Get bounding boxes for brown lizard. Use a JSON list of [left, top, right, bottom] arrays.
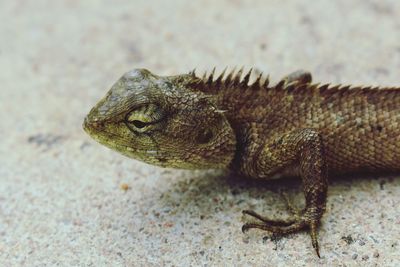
[[83, 68, 400, 257]]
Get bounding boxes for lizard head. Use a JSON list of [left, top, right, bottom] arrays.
[[83, 68, 236, 169]]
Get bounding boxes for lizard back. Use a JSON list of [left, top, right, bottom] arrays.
[[194, 71, 400, 174]]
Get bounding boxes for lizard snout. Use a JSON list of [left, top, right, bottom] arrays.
[[83, 116, 105, 133]]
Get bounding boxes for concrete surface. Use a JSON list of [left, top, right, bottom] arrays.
[[1, 0, 400, 266]]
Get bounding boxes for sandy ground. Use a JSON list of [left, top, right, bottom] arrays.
[[1, 0, 400, 266]]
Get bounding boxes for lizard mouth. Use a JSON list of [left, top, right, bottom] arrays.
[[82, 116, 160, 159], [82, 117, 91, 133]]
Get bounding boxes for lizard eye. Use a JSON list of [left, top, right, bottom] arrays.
[[130, 120, 147, 129], [125, 104, 163, 132]]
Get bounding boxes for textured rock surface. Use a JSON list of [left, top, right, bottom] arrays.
[[1, 0, 399, 266]]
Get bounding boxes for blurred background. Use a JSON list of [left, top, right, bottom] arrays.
[[1, 0, 399, 266]]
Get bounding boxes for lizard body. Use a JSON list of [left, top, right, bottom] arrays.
[[83, 68, 400, 256]]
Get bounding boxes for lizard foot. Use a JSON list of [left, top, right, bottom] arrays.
[[242, 198, 321, 257]]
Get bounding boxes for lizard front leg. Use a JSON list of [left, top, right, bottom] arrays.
[[242, 129, 328, 257]]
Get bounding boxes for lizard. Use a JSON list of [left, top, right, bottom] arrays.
[[83, 68, 400, 257]]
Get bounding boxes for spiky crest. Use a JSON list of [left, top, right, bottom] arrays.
[[186, 68, 400, 95], [188, 67, 272, 93]]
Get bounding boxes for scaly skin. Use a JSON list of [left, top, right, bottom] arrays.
[[83, 68, 400, 257]]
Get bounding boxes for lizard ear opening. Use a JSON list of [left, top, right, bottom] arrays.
[[196, 129, 214, 144]]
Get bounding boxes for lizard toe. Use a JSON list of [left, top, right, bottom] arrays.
[[242, 209, 322, 257]]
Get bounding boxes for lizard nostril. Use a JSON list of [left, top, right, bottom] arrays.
[[83, 117, 105, 130], [92, 121, 104, 129]]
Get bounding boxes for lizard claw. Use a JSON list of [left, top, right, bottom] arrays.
[[242, 208, 321, 257], [310, 221, 321, 258]]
